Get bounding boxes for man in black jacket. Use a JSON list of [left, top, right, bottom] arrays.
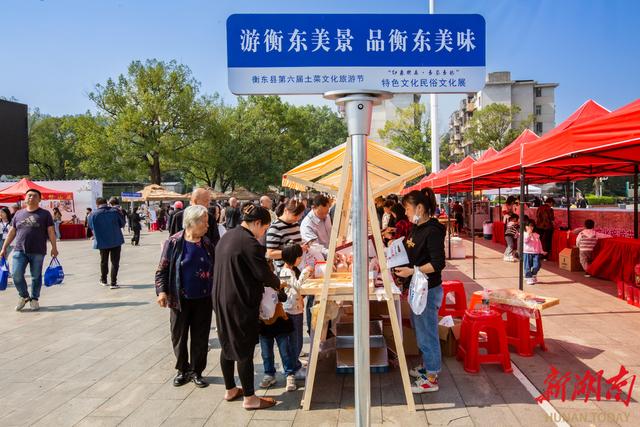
[[224, 197, 241, 230], [169, 189, 220, 246]]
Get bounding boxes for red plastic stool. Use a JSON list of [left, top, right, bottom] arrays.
[[456, 309, 512, 374], [495, 307, 547, 357], [439, 280, 468, 318]]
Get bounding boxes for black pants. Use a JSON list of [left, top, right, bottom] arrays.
[[170, 297, 213, 375], [99, 246, 121, 285], [539, 228, 553, 258], [131, 229, 140, 245], [220, 352, 255, 397]]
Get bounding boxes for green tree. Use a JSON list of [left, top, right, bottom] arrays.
[[379, 103, 432, 168], [28, 111, 82, 180], [89, 59, 206, 184], [463, 103, 534, 151]]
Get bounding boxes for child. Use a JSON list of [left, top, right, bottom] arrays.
[[575, 219, 610, 276], [279, 244, 312, 391], [258, 279, 296, 392], [504, 213, 520, 262], [523, 220, 547, 285]]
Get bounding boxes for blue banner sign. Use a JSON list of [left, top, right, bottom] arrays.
[[227, 14, 486, 94]]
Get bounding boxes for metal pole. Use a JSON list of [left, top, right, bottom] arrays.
[[448, 185, 452, 259], [518, 168, 526, 290], [566, 180, 571, 229], [324, 90, 391, 427], [635, 164, 639, 239], [472, 178, 476, 280], [429, 0, 439, 180]]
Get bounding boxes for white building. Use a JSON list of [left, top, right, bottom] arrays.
[[449, 71, 558, 156], [369, 94, 420, 143]]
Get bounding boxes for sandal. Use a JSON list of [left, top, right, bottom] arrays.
[[243, 397, 276, 410], [224, 387, 244, 401]]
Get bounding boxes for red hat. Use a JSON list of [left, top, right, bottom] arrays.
[[174, 201, 184, 209]]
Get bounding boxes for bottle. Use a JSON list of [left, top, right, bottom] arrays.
[[481, 289, 490, 313]]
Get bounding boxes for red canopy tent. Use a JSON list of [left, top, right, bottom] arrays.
[[431, 156, 475, 189], [465, 100, 609, 190], [523, 99, 640, 177], [400, 172, 436, 195], [0, 178, 74, 202]]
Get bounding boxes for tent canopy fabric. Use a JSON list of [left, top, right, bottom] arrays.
[[0, 178, 74, 202], [282, 138, 425, 197], [140, 185, 189, 202], [445, 100, 610, 192], [522, 99, 640, 177], [226, 187, 260, 201]]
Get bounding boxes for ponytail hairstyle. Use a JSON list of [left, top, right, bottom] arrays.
[[284, 199, 306, 216], [241, 203, 272, 225], [402, 187, 437, 218]]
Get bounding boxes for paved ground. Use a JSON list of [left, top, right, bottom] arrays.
[[0, 230, 637, 426]]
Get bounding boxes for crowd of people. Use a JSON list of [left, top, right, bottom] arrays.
[[0, 185, 450, 407]]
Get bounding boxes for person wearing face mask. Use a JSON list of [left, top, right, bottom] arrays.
[[392, 187, 446, 394], [212, 204, 280, 410]]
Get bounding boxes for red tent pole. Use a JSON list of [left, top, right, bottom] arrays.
[[447, 184, 452, 260], [472, 178, 476, 280], [635, 164, 638, 239], [566, 180, 571, 229], [518, 167, 526, 291]]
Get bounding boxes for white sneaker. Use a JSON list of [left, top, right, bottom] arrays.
[[411, 374, 439, 394], [110, 284, 120, 290], [526, 278, 535, 286], [30, 299, 40, 311], [15, 297, 29, 312], [294, 367, 307, 380], [286, 375, 297, 392], [259, 375, 276, 388], [99, 281, 108, 287], [409, 365, 426, 378]]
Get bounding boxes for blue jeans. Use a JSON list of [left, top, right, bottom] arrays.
[[287, 313, 304, 372], [411, 284, 443, 375], [523, 253, 541, 278], [259, 333, 296, 376], [12, 251, 45, 300], [54, 221, 61, 240]]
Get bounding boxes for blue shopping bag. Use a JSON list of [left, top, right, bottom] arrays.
[[44, 257, 64, 287], [0, 257, 9, 291]]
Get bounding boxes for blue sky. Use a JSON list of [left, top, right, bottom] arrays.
[[1, 0, 638, 132]]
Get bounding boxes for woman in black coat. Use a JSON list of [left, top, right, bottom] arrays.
[[213, 204, 280, 410]]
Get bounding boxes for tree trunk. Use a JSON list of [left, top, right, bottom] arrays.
[[150, 153, 162, 184]]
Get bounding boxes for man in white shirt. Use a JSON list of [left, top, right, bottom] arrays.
[[300, 194, 332, 256], [299, 194, 332, 336]]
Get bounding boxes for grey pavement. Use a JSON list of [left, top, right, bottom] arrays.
[[0, 230, 635, 426]]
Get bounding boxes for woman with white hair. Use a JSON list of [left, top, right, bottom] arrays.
[[155, 205, 214, 389]]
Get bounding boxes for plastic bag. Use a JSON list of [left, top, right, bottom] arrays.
[[409, 267, 429, 315], [43, 257, 64, 287], [259, 287, 278, 320], [0, 257, 9, 291]]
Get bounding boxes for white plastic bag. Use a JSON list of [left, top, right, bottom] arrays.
[[409, 267, 429, 315], [259, 287, 278, 320]]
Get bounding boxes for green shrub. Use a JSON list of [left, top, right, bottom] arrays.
[[585, 195, 616, 205]]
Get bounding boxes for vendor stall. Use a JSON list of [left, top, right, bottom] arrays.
[[587, 237, 640, 284], [282, 138, 425, 411]]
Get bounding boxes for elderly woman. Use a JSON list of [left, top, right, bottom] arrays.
[[213, 204, 280, 410], [155, 205, 215, 389]]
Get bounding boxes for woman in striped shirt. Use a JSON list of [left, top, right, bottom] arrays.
[[265, 199, 307, 272]]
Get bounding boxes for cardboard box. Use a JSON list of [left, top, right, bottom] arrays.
[[383, 324, 420, 356], [559, 247, 582, 272], [438, 317, 462, 357]]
